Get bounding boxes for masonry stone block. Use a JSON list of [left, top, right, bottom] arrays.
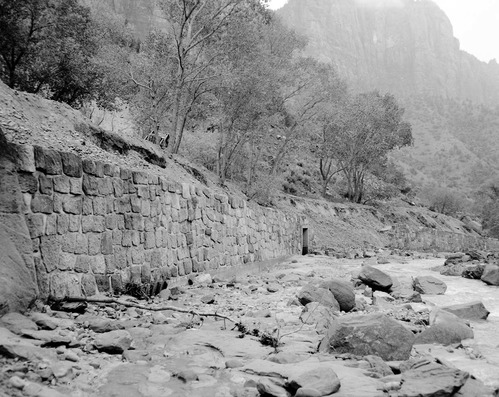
[[31, 194, 53, 214], [97, 178, 112, 196], [105, 254, 116, 274], [52, 193, 64, 213], [34, 146, 62, 175], [10, 143, 35, 172], [176, 261, 185, 277], [45, 214, 57, 235], [103, 163, 116, 177], [150, 250, 162, 268], [113, 179, 124, 197], [124, 214, 144, 231], [69, 178, 83, 195], [59, 152, 82, 177], [112, 230, 122, 245], [130, 195, 141, 213], [81, 274, 98, 296], [63, 196, 82, 215], [137, 185, 149, 199], [61, 233, 76, 253], [40, 235, 61, 273], [145, 218, 156, 233], [49, 272, 81, 300], [101, 231, 113, 255], [71, 233, 87, 255], [26, 213, 45, 238], [74, 255, 92, 273], [82, 215, 106, 233], [114, 249, 127, 270], [82, 174, 99, 195], [53, 175, 70, 193], [183, 259, 192, 275], [88, 233, 101, 255], [132, 171, 148, 185], [38, 174, 53, 194], [94, 275, 109, 292], [115, 197, 130, 214], [92, 197, 107, 215], [120, 168, 131, 180], [128, 265, 141, 284], [58, 253, 76, 271], [131, 248, 145, 264], [68, 215, 80, 232], [18, 172, 38, 194], [141, 200, 151, 216], [92, 256, 106, 274], [122, 231, 132, 247], [82, 159, 104, 177], [145, 231, 156, 249]]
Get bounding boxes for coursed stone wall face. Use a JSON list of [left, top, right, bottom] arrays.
[[390, 227, 499, 252], [13, 144, 301, 300]]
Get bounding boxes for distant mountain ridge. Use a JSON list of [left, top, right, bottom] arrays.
[[278, 0, 499, 105]]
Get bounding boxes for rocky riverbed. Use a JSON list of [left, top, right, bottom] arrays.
[[1, 253, 498, 397]]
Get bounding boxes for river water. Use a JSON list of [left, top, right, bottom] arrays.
[[376, 258, 499, 389]]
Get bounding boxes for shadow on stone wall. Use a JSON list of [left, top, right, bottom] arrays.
[[0, 128, 38, 314]]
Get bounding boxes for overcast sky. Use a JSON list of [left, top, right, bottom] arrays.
[[268, 0, 499, 62]]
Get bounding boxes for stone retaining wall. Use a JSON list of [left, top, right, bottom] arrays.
[[390, 227, 499, 252], [11, 144, 302, 300]]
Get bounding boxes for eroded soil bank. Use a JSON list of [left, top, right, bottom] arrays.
[[1, 253, 498, 397]]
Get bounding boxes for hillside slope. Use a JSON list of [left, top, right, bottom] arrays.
[[278, 0, 499, 193], [0, 81, 486, 253], [278, 0, 499, 104]]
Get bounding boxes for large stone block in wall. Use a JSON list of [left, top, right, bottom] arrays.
[[34, 146, 62, 175], [0, 214, 39, 314]]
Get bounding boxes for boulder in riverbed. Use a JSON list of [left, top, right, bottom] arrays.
[[413, 276, 447, 295], [318, 313, 415, 361], [94, 330, 132, 354], [415, 309, 473, 346], [358, 266, 393, 291], [442, 301, 489, 321], [481, 264, 499, 286], [297, 284, 340, 311], [319, 279, 356, 312], [398, 362, 469, 397]]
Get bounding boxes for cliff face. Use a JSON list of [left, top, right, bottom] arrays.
[[278, 0, 499, 104]]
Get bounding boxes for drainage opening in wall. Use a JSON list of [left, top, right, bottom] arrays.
[[302, 227, 309, 255]]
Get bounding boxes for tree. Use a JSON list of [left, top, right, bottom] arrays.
[[154, 0, 266, 154], [323, 91, 413, 203], [476, 179, 499, 237], [0, 0, 128, 108], [210, 12, 298, 185]]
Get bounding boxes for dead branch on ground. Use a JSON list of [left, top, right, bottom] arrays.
[[63, 296, 238, 324]]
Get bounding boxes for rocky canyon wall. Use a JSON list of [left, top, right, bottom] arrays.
[[278, 0, 499, 105]]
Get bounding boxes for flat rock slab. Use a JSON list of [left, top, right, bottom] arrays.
[[358, 266, 393, 291], [399, 363, 469, 397], [318, 313, 415, 361], [413, 276, 447, 295], [442, 301, 490, 321], [0, 312, 38, 335], [242, 358, 383, 397]]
